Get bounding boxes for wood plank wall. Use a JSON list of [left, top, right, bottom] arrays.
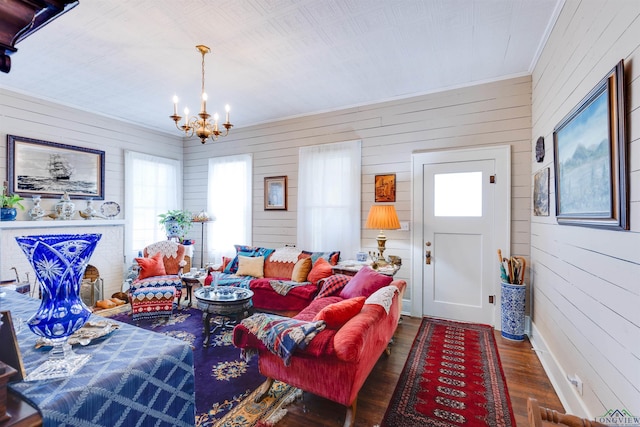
[[530, 0, 640, 418], [182, 76, 533, 310], [0, 89, 182, 292]]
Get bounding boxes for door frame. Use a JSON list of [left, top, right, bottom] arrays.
[[411, 145, 511, 328]]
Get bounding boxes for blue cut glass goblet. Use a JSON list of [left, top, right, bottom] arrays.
[[15, 233, 102, 380]]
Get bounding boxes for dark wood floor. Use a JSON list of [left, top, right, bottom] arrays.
[[276, 315, 564, 427]]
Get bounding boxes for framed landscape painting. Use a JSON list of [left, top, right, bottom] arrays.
[[7, 135, 105, 199], [553, 60, 628, 230]]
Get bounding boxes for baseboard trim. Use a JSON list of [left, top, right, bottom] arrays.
[[529, 322, 590, 417]]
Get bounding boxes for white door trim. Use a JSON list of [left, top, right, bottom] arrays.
[[411, 145, 511, 328]]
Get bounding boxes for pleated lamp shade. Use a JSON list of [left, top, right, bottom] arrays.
[[365, 205, 400, 265], [365, 205, 400, 230]]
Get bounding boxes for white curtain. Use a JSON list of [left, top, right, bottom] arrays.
[[297, 140, 361, 259], [207, 154, 253, 264], [124, 150, 181, 263]]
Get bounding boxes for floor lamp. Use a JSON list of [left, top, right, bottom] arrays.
[[365, 205, 400, 266]]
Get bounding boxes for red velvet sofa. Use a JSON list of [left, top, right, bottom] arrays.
[[233, 277, 406, 427], [208, 245, 339, 315]]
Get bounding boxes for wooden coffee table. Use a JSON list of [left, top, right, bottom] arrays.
[[194, 286, 253, 347]]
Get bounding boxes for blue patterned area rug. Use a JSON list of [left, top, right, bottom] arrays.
[[108, 307, 265, 426]]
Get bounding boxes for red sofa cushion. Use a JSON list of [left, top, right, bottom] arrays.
[[250, 278, 319, 312], [307, 257, 334, 284], [313, 297, 366, 329]]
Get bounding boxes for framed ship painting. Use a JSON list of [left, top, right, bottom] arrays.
[[7, 135, 105, 199]]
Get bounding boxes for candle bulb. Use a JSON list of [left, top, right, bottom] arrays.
[[213, 113, 219, 131], [201, 93, 208, 113], [225, 104, 230, 123], [172, 95, 178, 116], [184, 107, 189, 125]]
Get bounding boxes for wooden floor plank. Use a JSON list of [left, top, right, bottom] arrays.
[[276, 315, 564, 426]]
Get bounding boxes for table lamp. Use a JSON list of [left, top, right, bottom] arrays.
[[365, 204, 400, 265]]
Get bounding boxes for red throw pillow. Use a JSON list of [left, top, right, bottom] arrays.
[[339, 267, 393, 299], [135, 252, 167, 279], [307, 257, 334, 284], [313, 296, 366, 329]]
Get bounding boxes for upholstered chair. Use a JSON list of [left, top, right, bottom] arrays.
[[129, 240, 186, 321]]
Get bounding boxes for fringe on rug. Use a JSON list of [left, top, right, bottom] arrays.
[[257, 389, 303, 427]]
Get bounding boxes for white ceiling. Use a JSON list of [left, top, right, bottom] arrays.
[[1, 0, 562, 135]]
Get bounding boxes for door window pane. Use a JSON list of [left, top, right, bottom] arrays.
[[434, 172, 482, 217]]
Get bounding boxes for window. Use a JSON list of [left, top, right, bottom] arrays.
[[207, 154, 252, 262], [298, 140, 361, 258], [124, 151, 182, 262], [434, 171, 482, 217]]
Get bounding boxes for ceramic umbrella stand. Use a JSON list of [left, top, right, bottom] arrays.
[[500, 281, 526, 341]]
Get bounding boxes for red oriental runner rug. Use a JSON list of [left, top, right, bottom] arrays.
[[381, 317, 516, 427]]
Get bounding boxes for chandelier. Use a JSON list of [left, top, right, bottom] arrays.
[[170, 45, 233, 144]]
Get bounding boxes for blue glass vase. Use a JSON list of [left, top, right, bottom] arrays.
[[15, 233, 102, 380]]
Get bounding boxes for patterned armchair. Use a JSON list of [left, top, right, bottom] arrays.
[[130, 240, 186, 321]]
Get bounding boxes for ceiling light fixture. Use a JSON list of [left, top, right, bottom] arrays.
[[170, 45, 233, 144]]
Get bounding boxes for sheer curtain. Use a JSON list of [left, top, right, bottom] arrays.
[[124, 150, 181, 263], [207, 154, 252, 264], [297, 140, 361, 259]]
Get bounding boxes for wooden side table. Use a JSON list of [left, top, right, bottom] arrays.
[[332, 263, 400, 277], [180, 272, 205, 307]]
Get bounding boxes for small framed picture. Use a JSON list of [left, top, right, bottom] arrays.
[[375, 174, 396, 202], [264, 176, 287, 210], [533, 168, 550, 216]]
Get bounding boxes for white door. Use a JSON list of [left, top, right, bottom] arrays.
[[412, 146, 510, 326]]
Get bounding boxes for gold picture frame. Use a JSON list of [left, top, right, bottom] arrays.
[[375, 174, 396, 202], [264, 176, 287, 210]]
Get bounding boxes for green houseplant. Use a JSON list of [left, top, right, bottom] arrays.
[[1, 186, 25, 221], [158, 209, 193, 241]]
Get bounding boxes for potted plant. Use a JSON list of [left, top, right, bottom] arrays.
[[1, 186, 25, 221], [158, 209, 193, 241]]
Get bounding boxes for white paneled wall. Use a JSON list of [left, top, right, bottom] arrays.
[[531, 1, 640, 418], [0, 89, 183, 294], [182, 76, 532, 309]]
